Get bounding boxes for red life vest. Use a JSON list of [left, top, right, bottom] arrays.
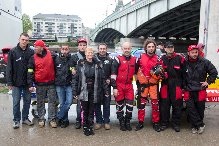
[[34, 49, 55, 83], [139, 53, 158, 78], [116, 55, 136, 84]]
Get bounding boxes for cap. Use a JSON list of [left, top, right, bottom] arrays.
[[77, 38, 87, 44], [165, 41, 174, 48], [34, 40, 46, 48], [188, 45, 199, 52], [196, 43, 205, 49]]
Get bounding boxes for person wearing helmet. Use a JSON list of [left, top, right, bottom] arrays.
[[183, 45, 218, 134], [159, 42, 185, 132], [135, 39, 162, 132], [72, 38, 87, 129], [196, 43, 205, 58], [111, 42, 138, 131], [27, 40, 58, 128]]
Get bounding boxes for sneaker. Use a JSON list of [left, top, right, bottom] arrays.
[[89, 128, 95, 135], [172, 126, 180, 132], [94, 123, 102, 130], [135, 122, 144, 131], [22, 119, 34, 126], [104, 124, 111, 130], [83, 127, 90, 136], [38, 120, 45, 128], [50, 120, 57, 128], [160, 125, 168, 131], [60, 121, 69, 128], [75, 120, 81, 129], [13, 121, 20, 129], [191, 128, 198, 134], [198, 125, 205, 134]]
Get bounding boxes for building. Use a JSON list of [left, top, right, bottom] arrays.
[[0, 0, 22, 49], [32, 13, 83, 42]]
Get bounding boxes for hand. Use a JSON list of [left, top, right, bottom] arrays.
[[8, 86, 13, 90], [113, 89, 118, 97], [74, 96, 78, 99], [200, 81, 208, 88], [106, 79, 110, 85], [29, 87, 35, 92], [72, 69, 76, 75]]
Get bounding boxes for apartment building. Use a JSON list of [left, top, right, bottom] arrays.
[[32, 13, 83, 41]]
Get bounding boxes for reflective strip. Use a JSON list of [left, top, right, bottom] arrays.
[[111, 74, 117, 80], [28, 69, 33, 72]]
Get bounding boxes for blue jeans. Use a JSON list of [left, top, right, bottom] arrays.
[[95, 94, 111, 124], [12, 86, 31, 122], [56, 86, 73, 122]]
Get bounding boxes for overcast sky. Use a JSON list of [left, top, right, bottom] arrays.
[[21, 0, 130, 28]]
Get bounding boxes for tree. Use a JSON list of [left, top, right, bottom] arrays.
[[22, 14, 32, 33]]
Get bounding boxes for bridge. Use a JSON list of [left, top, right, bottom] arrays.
[[90, 0, 200, 45]]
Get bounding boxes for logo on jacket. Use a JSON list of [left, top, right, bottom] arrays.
[[16, 57, 21, 61], [57, 64, 61, 68], [104, 60, 109, 64]]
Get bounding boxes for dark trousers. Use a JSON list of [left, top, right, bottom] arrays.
[[160, 98, 183, 126], [81, 88, 94, 128], [186, 91, 205, 128], [95, 86, 111, 124]]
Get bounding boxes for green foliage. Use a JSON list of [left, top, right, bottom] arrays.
[[0, 86, 9, 94], [22, 14, 32, 33]]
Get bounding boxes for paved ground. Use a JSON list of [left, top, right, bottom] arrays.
[[0, 93, 219, 146]]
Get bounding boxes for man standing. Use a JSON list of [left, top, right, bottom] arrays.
[[6, 33, 34, 129], [159, 42, 185, 132], [55, 44, 74, 128], [27, 40, 57, 128], [135, 39, 161, 132], [111, 42, 137, 131], [94, 43, 112, 130], [184, 45, 218, 134], [72, 38, 87, 129]]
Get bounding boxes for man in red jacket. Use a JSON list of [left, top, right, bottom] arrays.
[[111, 42, 138, 131], [27, 40, 57, 128]]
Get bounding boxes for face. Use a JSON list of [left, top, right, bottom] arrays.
[[60, 45, 70, 56], [19, 35, 29, 49], [122, 42, 132, 56], [98, 44, 107, 56], [85, 49, 94, 60], [146, 43, 156, 55], [78, 42, 87, 52], [188, 49, 199, 59], [34, 46, 43, 54], [165, 46, 174, 55], [157, 44, 164, 50]]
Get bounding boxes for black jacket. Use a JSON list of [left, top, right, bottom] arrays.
[[6, 44, 34, 86], [72, 51, 86, 67], [72, 58, 108, 103], [183, 56, 218, 91], [54, 53, 74, 86], [96, 53, 112, 80]]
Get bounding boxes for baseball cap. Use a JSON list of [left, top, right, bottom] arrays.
[[77, 38, 87, 44], [165, 41, 174, 48], [34, 40, 46, 48], [196, 43, 205, 49], [188, 45, 199, 52]]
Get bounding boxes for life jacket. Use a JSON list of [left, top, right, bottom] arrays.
[[116, 55, 136, 84], [139, 53, 158, 78], [34, 49, 55, 83]]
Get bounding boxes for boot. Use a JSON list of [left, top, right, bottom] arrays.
[[153, 123, 161, 132], [89, 125, 95, 135], [83, 126, 90, 136], [119, 117, 126, 131], [135, 121, 144, 131], [125, 118, 132, 131]]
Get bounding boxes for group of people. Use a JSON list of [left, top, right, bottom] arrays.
[[6, 33, 218, 137]]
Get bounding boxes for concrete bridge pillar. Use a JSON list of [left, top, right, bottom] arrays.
[[199, 0, 219, 72]]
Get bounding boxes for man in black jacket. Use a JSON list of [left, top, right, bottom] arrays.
[[55, 44, 74, 128], [71, 38, 87, 129], [183, 45, 218, 134], [6, 33, 34, 129], [94, 43, 112, 130]]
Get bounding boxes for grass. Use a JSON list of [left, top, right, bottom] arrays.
[[0, 85, 9, 94]]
